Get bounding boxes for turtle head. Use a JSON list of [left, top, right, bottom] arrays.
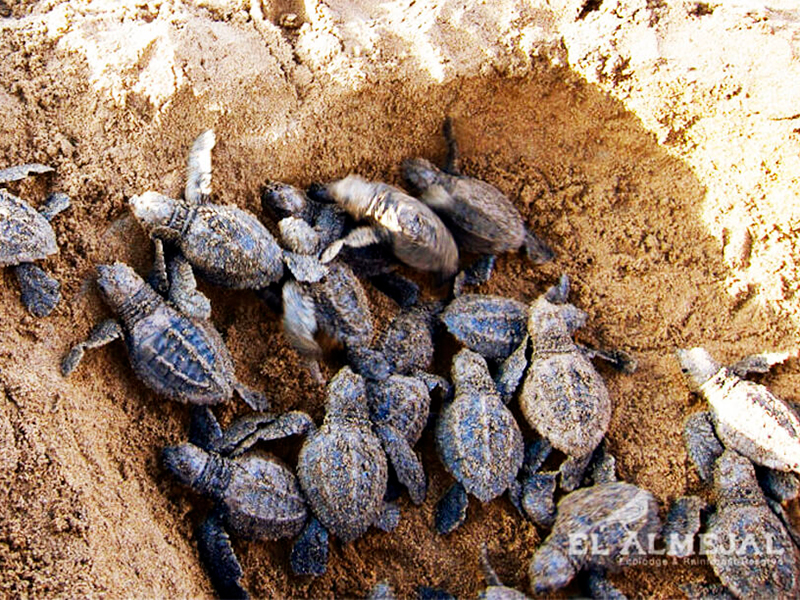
[[529, 543, 576, 593], [676, 347, 721, 390], [129, 191, 181, 240], [261, 181, 308, 220], [96, 262, 146, 312], [325, 366, 370, 424], [714, 449, 762, 506], [402, 158, 441, 193], [162, 443, 216, 496]]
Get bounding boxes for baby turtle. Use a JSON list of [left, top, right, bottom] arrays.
[[263, 181, 420, 307], [529, 481, 661, 593], [440, 293, 529, 361], [512, 277, 625, 461], [212, 367, 396, 575], [348, 304, 453, 505], [403, 118, 553, 292], [705, 450, 800, 599], [678, 347, 800, 474], [163, 407, 307, 599], [130, 130, 284, 299], [434, 348, 524, 534], [0, 163, 70, 317], [319, 174, 459, 277], [281, 260, 374, 382], [61, 261, 268, 411]]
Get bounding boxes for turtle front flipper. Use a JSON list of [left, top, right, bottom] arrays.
[[166, 254, 211, 319], [61, 318, 124, 375], [375, 423, 426, 505], [0, 163, 53, 184], [320, 226, 384, 264], [195, 510, 249, 600], [15, 262, 60, 317], [185, 129, 215, 205], [38, 192, 70, 222]]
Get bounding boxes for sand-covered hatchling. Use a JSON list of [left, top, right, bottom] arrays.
[[130, 130, 284, 302], [281, 260, 375, 382], [434, 348, 524, 534], [403, 117, 553, 292], [439, 293, 529, 361], [348, 304, 452, 505], [163, 407, 307, 599], [211, 367, 396, 576], [528, 481, 661, 593], [61, 262, 268, 410], [505, 276, 632, 462], [678, 347, 800, 474], [263, 181, 420, 307], [0, 163, 70, 317], [704, 449, 800, 599], [319, 174, 459, 277]]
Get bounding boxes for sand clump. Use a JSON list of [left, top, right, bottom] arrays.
[[1, 0, 800, 597]]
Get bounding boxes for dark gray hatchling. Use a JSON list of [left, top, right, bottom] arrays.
[[281, 259, 374, 383], [319, 174, 459, 277], [440, 293, 529, 361], [130, 130, 283, 315], [61, 261, 268, 411], [349, 304, 452, 505], [528, 481, 661, 594], [434, 348, 524, 534], [508, 276, 625, 462], [163, 406, 308, 599], [211, 366, 396, 576], [403, 117, 553, 293], [265, 184, 376, 382], [0, 163, 70, 317], [704, 449, 800, 600], [262, 181, 421, 307], [678, 347, 800, 475]]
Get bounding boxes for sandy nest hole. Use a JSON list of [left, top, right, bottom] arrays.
[[1, 1, 800, 597]]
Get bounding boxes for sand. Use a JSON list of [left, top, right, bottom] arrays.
[[1, 0, 799, 597]]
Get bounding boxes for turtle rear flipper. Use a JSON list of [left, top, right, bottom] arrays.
[[290, 517, 329, 576], [38, 192, 70, 222], [15, 262, 60, 317], [435, 482, 468, 535]]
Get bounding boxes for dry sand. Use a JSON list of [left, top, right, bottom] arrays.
[[1, 0, 800, 597]]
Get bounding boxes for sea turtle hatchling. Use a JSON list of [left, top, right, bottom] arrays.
[[677, 347, 800, 474], [704, 449, 800, 599], [528, 481, 661, 594], [348, 304, 452, 505], [439, 293, 529, 362], [494, 276, 633, 465], [0, 163, 70, 317], [403, 118, 553, 293], [318, 174, 459, 277], [61, 261, 269, 411], [262, 181, 420, 307], [434, 348, 524, 534], [211, 366, 397, 576], [130, 130, 284, 311], [163, 406, 308, 599], [281, 259, 375, 383]]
